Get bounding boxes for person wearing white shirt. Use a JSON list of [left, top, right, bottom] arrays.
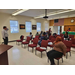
[[2, 26, 8, 45]]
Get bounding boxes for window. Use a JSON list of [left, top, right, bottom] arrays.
[[10, 20, 19, 33], [26, 22, 32, 32], [37, 22, 41, 32], [45, 23, 48, 31], [58, 26, 60, 35]]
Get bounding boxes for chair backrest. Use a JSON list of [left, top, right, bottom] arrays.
[[21, 35, 24, 41], [69, 35, 74, 39], [49, 36, 55, 40], [51, 38, 56, 42], [60, 34, 64, 37], [35, 35, 39, 39], [61, 37, 64, 41], [71, 38, 75, 44], [26, 37, 31, 43], [63, 40, 72, 48], [41, 40, 48, 48], [33, 38, 38, 45]]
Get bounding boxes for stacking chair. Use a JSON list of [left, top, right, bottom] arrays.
[[16, 35, 24, 45], [35, 40, 48, 58], [47, 36, 55, 42], [63, 40, 72, 59], [22, 37, 31, 48], [69, 35, 74, 40], [47, 38, 56, 48], [28, 38, 38, 52], [48, 56, 63, 65], [54, 57, 63, 65], [71, 38, 75, 48], [31, 35, 39, 42], [60, 34, 64, 37]]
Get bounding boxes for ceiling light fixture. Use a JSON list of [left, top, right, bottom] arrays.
[[12, 9, 29, 16], [34, 9, 75, 19]]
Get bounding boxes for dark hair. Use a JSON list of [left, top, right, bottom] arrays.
[[65, 31, 68, 35], [30, 32, 32, 35], [43, 32, 46, 35], [37, 32, 38, 34], [3, 26, 6, 29], [69, 28, 70, 30]]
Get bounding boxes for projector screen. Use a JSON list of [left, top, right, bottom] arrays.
[[26, 22, 32, 32], [37, 22, 41, 32], [10, 20, 19, 33]]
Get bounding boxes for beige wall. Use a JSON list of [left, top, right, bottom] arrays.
[[0, 13, 49, 42]]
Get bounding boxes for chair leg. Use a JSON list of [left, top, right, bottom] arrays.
[[24, 45, 25, 48], [57, 60, 59, 65], [32, 48, 34, 53], [21, 44, 22, 47], [41, 52, 42, 58], [35, 50, 36, 55], [70, 51, 71, 56], [66, 53, 68, 59], [16, 42, 17, 45], [62, 58, 63, 63], [48, 58, 49, 63], [28, 47, 29, 51]]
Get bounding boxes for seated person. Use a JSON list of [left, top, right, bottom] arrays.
[[39, 31, 43, 37], [38, 32, 47, 46], [47, 36, 66, 65], [63, 31, 69, 40], [67, 28, 71, 31], [46, 31, 51, 39], [35, 32, 39, 36], [29, 32, 32, 39]]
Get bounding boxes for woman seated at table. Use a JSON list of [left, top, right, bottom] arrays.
[[47, 36, 66, 65], [38, 32, 47, 46], [63, 31, 69, 40]]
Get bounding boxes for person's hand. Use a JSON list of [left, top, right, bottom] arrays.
[[3, 38, 5, 40]]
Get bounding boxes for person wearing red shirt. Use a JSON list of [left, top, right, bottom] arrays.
[[67, 28, 71, 31]]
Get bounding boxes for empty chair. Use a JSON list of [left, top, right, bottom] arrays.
[[47, 36, 55, 42], [35, 40, 48, 58], [22, 37, 31, 48], [71, 38, 75, 48], [31, 35, 39, 42], [16, 35, 24, 45], [63, 40, 72, 59], [47, 38, 56, 48], [28, 38, 38, 52], [69, 35, 74, 40]]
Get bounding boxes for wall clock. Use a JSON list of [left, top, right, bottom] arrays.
[[71, 19, 74, 23]]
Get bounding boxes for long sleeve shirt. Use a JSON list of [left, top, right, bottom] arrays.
[[2, 29, 8, 39], [53, 41, 67, 56]]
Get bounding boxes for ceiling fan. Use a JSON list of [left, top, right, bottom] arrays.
[[43, 9, 48, 19]]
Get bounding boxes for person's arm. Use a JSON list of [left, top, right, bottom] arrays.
[[53, 41, 56, 45], [60, 43, 67, 56], [2, 30, 5, 39]]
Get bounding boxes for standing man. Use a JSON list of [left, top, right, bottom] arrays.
[[2, 26, 9, 45]]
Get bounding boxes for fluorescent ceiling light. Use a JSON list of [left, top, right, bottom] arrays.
[[34, 9, 75, 19], [12, 9, 29, 16]]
